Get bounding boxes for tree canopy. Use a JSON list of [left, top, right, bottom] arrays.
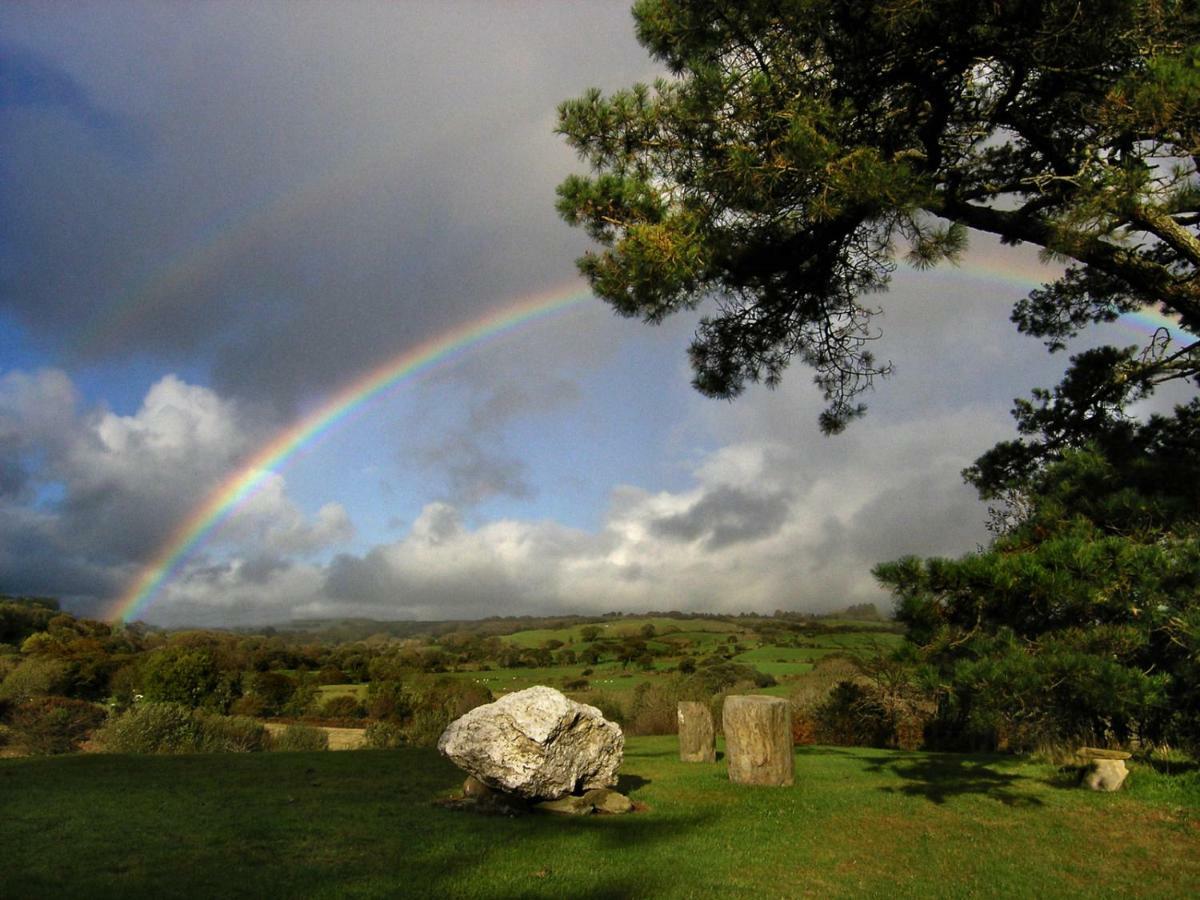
[[556, 0, 1200, 432], [876, 412, 1200, 750]]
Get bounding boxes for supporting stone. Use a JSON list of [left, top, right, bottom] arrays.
[[722, 695, 793, 786], [677, 701, 717, 763], [1078, 748, 1132, 792]]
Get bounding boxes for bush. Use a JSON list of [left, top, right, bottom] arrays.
[[229, 693, 267, 718], [9, 696, 107, 755], [198, 714, 269, 753], [586, 690, 627, 725], [625, 681, 682, 736], [140, 648, 220, 709], [96, 702, 267, 754], [320, 694, 365, 720], [271, 723, 329, 752], [366, 681, 412, 722], [400, 678, 493, 747], [563, 677, 589, 691], [96, 701, 201, 753], [363, 720, 406, 749], [0, 657, 72, 703]]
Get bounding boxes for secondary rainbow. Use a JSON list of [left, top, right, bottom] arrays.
[[109, 283, 593, 624]]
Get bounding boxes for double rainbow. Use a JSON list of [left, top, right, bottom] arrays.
[[107, 262, 1197, 624]]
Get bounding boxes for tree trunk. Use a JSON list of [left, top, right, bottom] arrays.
[[677, 701, 716, 762], [722, 695, 793, 786]]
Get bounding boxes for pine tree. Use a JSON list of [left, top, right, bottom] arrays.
[[557, 0, 1200, 432]]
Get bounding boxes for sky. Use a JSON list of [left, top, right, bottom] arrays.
[[1, 2, 1185, 627]]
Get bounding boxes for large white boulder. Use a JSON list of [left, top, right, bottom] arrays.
[[437, 685, 624, 800]]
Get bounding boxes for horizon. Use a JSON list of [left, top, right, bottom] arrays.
[[2, 3, 1189, 628]]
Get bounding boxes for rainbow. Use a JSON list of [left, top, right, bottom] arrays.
[[108, 256, 1198, 623], [929, 256, 1199, 343], [108, 282, 593, 623], [74, 151, 398, 359]]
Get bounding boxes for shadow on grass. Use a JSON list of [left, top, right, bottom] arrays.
[[797, 747, 1049, 807], [617, 773, 650, 794], [1143, 756, 1199, 776]]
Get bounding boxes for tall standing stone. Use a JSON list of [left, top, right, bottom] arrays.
[[677, 701, 716, 762], [722, 695, 793, 786]]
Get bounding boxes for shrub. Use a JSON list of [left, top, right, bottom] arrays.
[[140, 648, 220, 709], [96, 702, 268, 754], [320, 694, 365, 720], [406, 707, 449, 747], [400, 678, 493, 746], [586, 690, 626, 725], [0, 657, 72, 703], [367, 681, 412, 722], [198, 714, 268, 753], [9, 696, 106, 755], [625, 681, 681, 736], [249, 671, 296, 715], [271, 723, 329, 752], [363, 720, 406, 749], [229, 693, 267, 718], [96, 701, 201, 753], [563, 677, 589, 691]]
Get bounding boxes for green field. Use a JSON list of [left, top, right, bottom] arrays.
[[2, 739, 1196, 898], [499, 617, 744, 648]]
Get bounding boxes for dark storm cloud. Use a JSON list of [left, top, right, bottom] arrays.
[[651, 485, 793, 549], [0, 3, 653, 414], [0, 43, 142, 156]]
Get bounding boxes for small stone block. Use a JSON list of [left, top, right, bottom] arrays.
[[1078, 747, 1132, 760], [583, 788, 634, 814], [534, 795, 595, 815]]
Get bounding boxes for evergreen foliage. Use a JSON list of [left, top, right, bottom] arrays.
[[877, 426, 1200, 751], [557, 0, 1200, 431]]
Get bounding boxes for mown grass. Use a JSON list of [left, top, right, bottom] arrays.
[[2, 737, 1196, 898]]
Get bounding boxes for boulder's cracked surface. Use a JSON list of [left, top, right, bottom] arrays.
[[437, 686, 624, 800]]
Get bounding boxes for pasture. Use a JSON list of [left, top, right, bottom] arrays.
[[2, 738, 1196, 898]]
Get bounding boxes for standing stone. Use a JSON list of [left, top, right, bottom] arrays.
[[723, 695, 793, 786], [678, 701, 717, 762], [437, 685, 624, 800], [1078, 747, 1131, 792]]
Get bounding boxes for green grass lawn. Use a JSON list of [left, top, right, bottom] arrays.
[[2, 738, 1196, 898]]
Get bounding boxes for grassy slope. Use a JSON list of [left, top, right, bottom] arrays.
[[2, 739, 1196, 899]]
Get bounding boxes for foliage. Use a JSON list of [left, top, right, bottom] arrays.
[[140, 648, 222, 709], [0, 657, 72, 703], [96, 702, 203, 753], [319, 694, 366, 720], [558, 0, 1200, 432], [95, 702, 267, 754], [269, 723, 330, 752], [878, 436, 1200, 751], [0, 598, 60, 645], [363, 720, 407, 749], [248, 671, 296, 716], [197, 714, 269, 753], [400, 678, 493, 747], [366, 680, 412, 722], [7, 696, 106, 755]]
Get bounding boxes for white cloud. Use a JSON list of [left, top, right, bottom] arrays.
[[0, 369, 355, 613]]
